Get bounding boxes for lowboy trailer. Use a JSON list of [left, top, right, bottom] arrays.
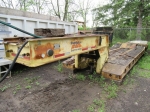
[[0, 20, 148, 82]]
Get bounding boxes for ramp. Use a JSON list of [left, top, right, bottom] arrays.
[[101, 41, 148, 82]]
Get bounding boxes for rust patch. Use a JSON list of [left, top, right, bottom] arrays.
[[34, 43, 54, 59], [54, 49, 61, 55], [95, 38, 98, 46], [106, 35, 109, 44], [99, 48, 105, 53], [34, 55, 43, 59], [11, 53, 30, 60], [30, 49, 32, 58]]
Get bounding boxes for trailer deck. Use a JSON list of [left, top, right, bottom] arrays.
[[101, 41, 148, 81]]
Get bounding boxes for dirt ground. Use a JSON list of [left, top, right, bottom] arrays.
[[0, 56, 150, 112]]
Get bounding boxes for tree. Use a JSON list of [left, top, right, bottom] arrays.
[[93, 0, 150, 39], [63, 0, 69, 21], [48, 0, 73, 21], [1, 0, 17, 9], [18, 0, 34, 11], [77, 0, 91, 29], [31, 0, 46, 14]]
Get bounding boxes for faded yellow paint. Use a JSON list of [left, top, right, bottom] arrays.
[[4, 35, 109, 70], [96, 47, 108, 73]]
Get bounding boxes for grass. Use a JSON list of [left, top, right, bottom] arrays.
[[12, 76, 40, 95], [87, 104, 95, 112], [24, 76, 40, 84], [23, 76, 41, 89], [0, 76, 41, 95], [76, 74, 86, 81], [72, 110, 80, 112], [130, 66, 137, 76], [16, 84, 21, 90], [0, 84, 11, 92], [137, 53, 150, 70], [12, 84, 22, 95], [35, 81, 40, 85], [135, 47, 150, 78], [88, 74, 105, 84], [87, 99, 105, 112], [97, 100, 105, 112], [104, 82, 118, 99], [147, 41, 150, 50], [135, 41, 150, 78], [123, 75, 129, 85], [54, 60, 63, 72], [12, 68, 27, 75], [138, 70, 150, 78], [13, 91, 17, 95], [25, 85, 32, 89]]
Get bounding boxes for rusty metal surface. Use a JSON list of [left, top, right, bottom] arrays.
[[4, 34, 109, 67], [102, 63, 127, 76], [102, 42, 146, 81], [109, 43, 121, 50], [62, 56, 75, 70], [126, 46, 145, 57], [34, 28, 65, 37], [62, 56, 75, 65]]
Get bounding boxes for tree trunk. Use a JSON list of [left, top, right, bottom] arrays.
[[136, 0, 144, 40], [63, 0, 69, 21], [57, 0, 61, 19], [136, 10, 142, 40]]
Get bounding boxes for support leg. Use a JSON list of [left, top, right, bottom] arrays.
[[96, 47, 108, 73]]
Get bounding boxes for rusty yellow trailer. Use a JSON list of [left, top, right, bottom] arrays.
[[4, 34, 109, 73], [62, 40, 148, 82]]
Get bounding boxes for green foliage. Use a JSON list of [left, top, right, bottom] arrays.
[[87, 99, 105, 112], [97, 100, 105, 112], [24, 76, 40, 84], [88, 75, 93, 80], [16, 84, 21, 90], [93, 0, 150, 28], [76, 74, 86, 81], [99, 76, 105, 84], [0, 84, 11, 92], [93, 99, 102, 106], [138, 53, 150, 70], [13, 91, 17, 95], [35, 81, 40, 85], [127, 30, 137, 40], [138, 71, 150, 78], [136, 58, 150, 78], [24, 76, 40, 89], [123, 76, 129, 85], [78, 26, 91, 30], [130, 66, 137, 76], [87, 104, 95, 112], [12, 84, 22, 95], [54, 61, 63, 72], [25, 85, 32, 89], [72, 110, 80, 112], [88, 74, 105, 84], [148, 42, 150, 50], [104, 82, 118, 99], [112, 37, 127, 45]]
